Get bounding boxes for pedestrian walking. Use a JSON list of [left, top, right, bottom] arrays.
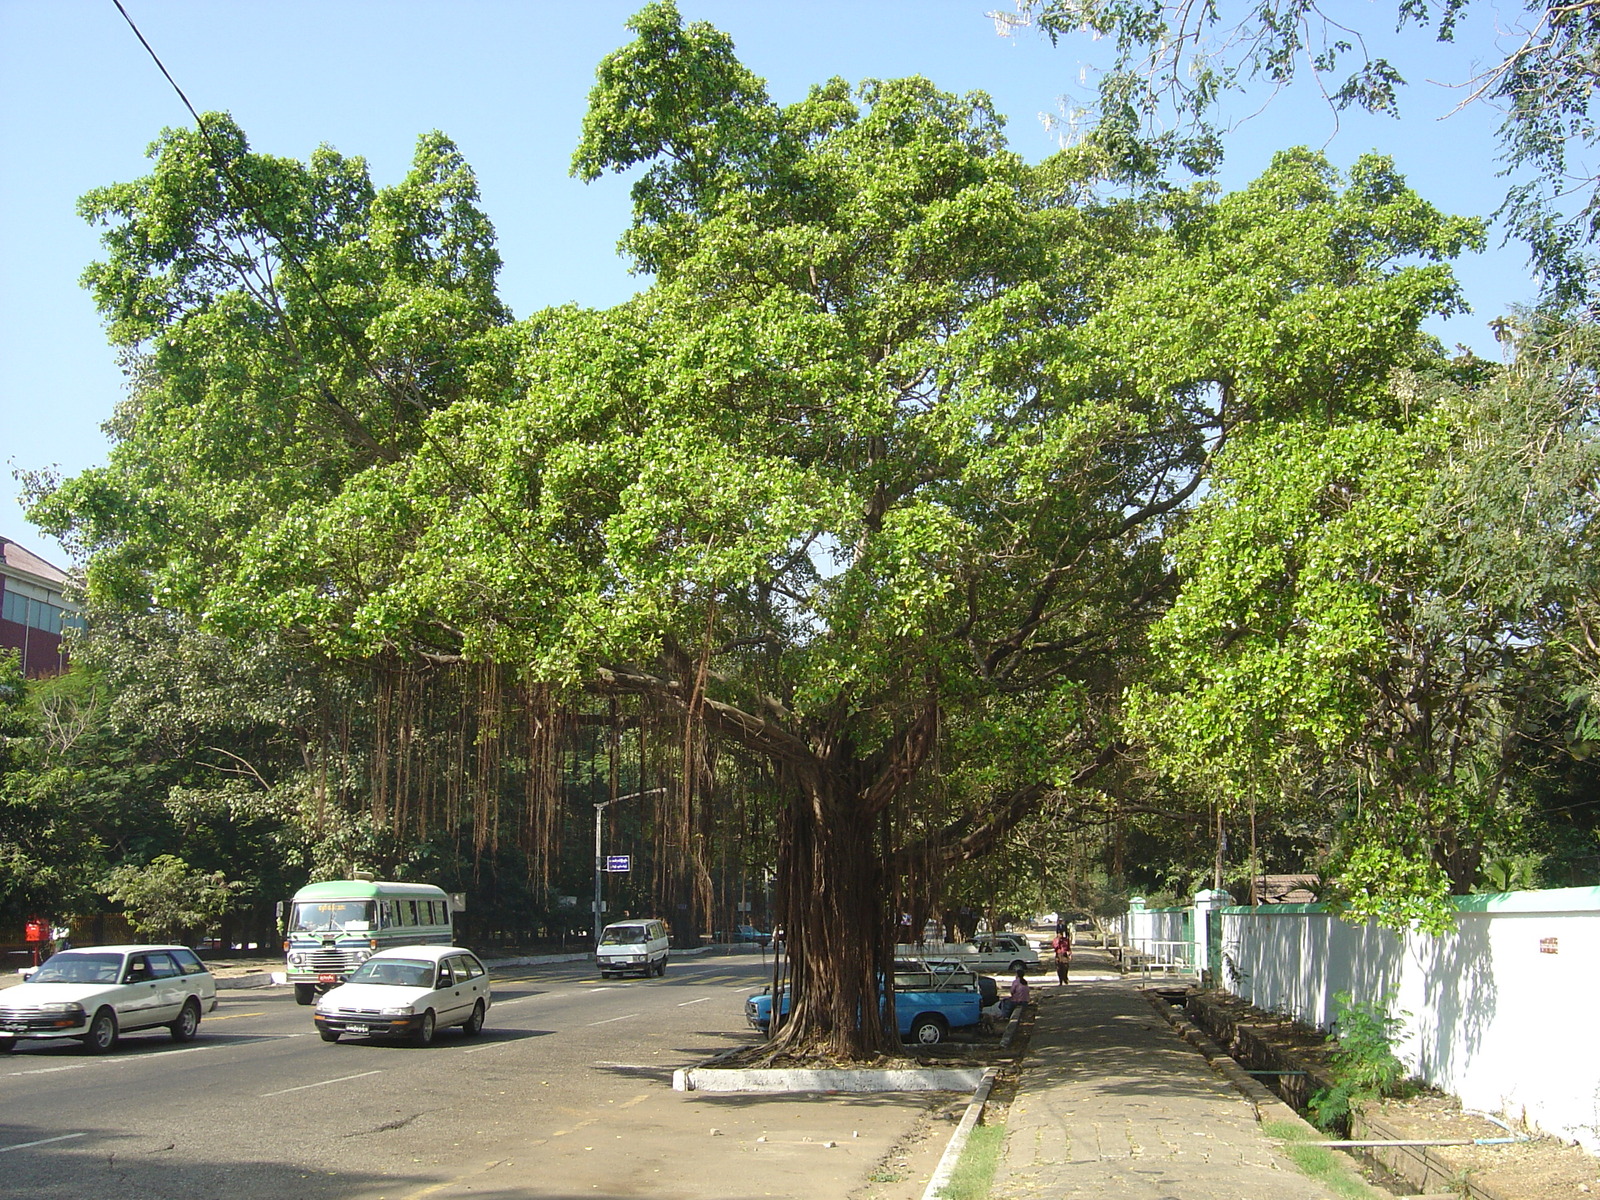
[[1051, 927, 1072, 985]]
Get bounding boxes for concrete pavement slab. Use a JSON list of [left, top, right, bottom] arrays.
[[991, 973, 1348, 1200]]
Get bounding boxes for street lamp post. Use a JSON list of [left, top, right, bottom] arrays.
[[594, 787, 665, 945]]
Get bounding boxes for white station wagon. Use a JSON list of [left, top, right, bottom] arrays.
[[0, 945, 218, 1053], [312, 945, 490, 1045]]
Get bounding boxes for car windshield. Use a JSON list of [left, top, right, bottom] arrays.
[[30, 952, 123, 984], [289, 900, 374, 933], [346, 958, 434, 987], [600, 926, 645, 945]]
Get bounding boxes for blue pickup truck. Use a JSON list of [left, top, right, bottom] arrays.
[[745, 960, 989, 1045]]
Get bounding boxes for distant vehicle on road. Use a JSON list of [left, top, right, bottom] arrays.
[[713, 925, 771, 946], [284, 878, 453, 1005], [0, 945, 217, 1053], [313, 945, 490, 1045], [596, 918, 670, 978]]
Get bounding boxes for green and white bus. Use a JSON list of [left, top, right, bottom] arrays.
[[283, 879, 454, 1005]]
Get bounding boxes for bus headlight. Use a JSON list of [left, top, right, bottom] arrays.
[[288, 952, 304, 966]]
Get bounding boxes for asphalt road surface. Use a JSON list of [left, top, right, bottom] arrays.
[[0, 954, 939, 1200]]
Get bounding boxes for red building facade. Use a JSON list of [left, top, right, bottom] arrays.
[[0, 536, 78, 678]]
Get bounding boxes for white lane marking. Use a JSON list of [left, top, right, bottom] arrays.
[[8, 1064, 92, 1077], [260, 1069, 382, 1097], [0, 1133, 87, 1153], [4, 1035, 305, 1077], [585, 1013, 638, 1027], [676, 997, 712, 1007]]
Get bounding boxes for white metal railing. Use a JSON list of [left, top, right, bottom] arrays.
[[1126, 936, 1194, 980]]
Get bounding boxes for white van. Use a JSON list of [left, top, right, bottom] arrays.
[[596, 919, 669, 978]]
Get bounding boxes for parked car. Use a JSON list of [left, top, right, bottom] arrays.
[[0, 945, 218, 1053], [713, 925, 772, 946], [745, 959, 987, 1045], [312, 946, 490, 1045], [895, 933, 1042, 975]]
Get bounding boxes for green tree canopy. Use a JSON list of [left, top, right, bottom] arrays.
[[34, 1, 1482, 1056]]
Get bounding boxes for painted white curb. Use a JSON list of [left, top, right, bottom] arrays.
[[922, 1067, 1001, 1200], [673, 1067, 987, 1093]]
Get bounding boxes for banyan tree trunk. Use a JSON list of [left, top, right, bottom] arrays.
[[768, 777, 899, 1059]]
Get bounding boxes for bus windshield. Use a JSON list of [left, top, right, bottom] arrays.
[[289, 900, 374, 933]]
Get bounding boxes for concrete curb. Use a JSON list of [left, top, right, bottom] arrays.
[[998, 1003, 1027, 1050], [921, 1067, 1000, 1200], [673, 1066, 988, 1094], [1141, 989, 1305, 1125], [216, 973, 281, 990]]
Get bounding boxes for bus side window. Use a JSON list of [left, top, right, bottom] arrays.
[[405, 900, 419, 926]]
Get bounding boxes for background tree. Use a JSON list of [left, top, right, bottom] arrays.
[[997, 0, 1600, 296], [103, 853, 242, 945], [1130, 338, 1600, 928]]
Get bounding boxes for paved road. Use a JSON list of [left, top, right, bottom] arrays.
[[0, 955, 936, 1200]]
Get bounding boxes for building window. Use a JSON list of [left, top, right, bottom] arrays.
[[2, 590, 65, 634]]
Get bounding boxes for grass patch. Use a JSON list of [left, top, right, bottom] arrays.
[[935, 1122, 1005, 1200], [1262, 1120, 1380, 1200]]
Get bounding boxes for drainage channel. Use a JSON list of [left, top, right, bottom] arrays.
[[1149, 987, 1519, 1200]]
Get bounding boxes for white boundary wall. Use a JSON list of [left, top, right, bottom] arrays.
[[1219, 886, 1600, 1152]]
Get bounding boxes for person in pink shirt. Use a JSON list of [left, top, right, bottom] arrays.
[[998, 969, 1030, 1018]]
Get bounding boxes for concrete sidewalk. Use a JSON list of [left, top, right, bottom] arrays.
[[991, 964, 1344, 1200]]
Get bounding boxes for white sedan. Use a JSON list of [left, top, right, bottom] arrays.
[[312, 945, 490, 1045], [0, 945, 218, 1053]]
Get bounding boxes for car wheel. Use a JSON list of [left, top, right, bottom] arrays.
[[462, 1000, 485, 1037], [412, 1009, 436, 1046], [318, 1028, 340, 1043], [0, 1038, 15, 1053], [169, 998, 201, 1042], [293, 983, 316, 1006], [656, 958, 667, 977], [83, 1007, 119, 1053], [908, 1015, 947, 1046], [1009, 960, 1028, 975], [599, 970, 613, 980]]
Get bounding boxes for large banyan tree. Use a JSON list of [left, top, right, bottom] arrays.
[[39, 2, 1476, 1056]]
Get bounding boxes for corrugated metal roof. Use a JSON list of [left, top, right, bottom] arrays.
[[0, 536, 71, 589]]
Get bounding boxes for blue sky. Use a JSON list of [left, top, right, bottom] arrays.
[[0, 0, 1534, 565]]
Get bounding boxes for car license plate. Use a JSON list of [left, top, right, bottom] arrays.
[[345, 1023, 369, 1034], [317, 973, 336, 983]]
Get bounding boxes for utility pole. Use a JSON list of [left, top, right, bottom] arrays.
[[593, 787, 665, 945]]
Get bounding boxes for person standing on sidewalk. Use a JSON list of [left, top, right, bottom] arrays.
[[1051, 927, 1072, 985]]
